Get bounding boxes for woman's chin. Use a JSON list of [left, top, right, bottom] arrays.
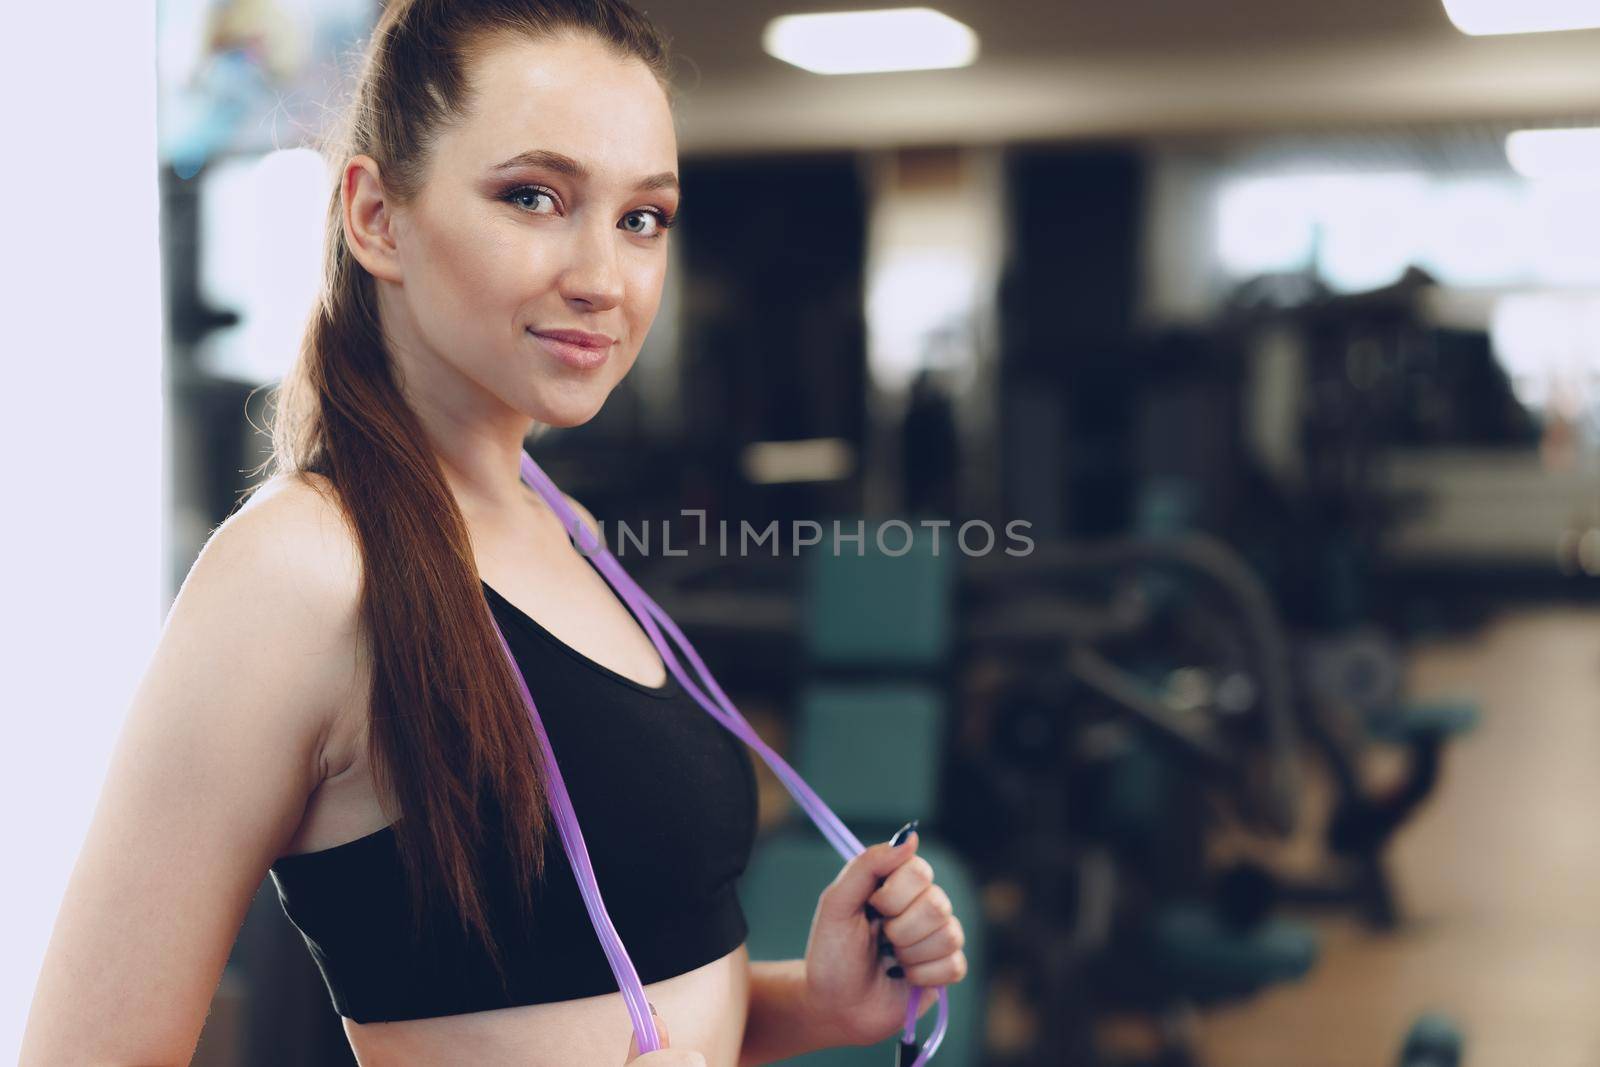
[[527, 394, 606, 430]]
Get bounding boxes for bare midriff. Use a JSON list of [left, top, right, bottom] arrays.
[[340, 942, 750, 1066]]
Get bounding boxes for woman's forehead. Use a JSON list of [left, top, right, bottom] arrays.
[[449, 34, 677, 183]]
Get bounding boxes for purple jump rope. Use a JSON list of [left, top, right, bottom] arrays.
[[485, 450, 951, 1065]]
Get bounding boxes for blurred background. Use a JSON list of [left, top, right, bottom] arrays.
[[146, 0, 1600, 1064]]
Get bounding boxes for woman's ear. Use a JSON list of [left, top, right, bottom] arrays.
[[342, 154, 404, 284]]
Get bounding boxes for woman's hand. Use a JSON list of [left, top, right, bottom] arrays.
[[800, 832, 969, 1046], [624, 1003, 706, 1065]]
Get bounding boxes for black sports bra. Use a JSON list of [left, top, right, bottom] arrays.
[[268, 580, 760, 1023]]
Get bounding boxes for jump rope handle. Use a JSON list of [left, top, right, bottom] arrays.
[[864, 820, 920, 978], [865, 820, 935, 1066]]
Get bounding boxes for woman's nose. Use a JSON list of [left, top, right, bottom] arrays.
[[557, 218, 625, 311]]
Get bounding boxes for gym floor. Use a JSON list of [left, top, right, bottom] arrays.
[[1197, 608, 1600, 1067]]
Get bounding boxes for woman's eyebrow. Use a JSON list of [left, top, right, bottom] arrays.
[[487, 148, 679, 193]]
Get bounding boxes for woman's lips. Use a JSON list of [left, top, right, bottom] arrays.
[[528, 329, 611, 371]]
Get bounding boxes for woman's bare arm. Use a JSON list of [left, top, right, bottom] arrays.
[[20, 476, 363, 1067]]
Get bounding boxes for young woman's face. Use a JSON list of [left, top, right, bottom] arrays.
[[384, 32, 679, 429]]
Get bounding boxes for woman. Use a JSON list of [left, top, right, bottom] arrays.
[[20, 1, 967, 1065]]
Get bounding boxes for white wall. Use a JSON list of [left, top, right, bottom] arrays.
[[2, 5, 165, 1059]]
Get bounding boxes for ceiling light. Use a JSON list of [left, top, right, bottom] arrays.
[[1506, 127, 1600, 179], [762, 7, 978, 75], [1441, 0, 1600, 36], [742, 438, 857, 484]]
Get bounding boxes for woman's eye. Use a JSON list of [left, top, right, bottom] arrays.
[[620, 210, 668, 239], [506, 186, 558, 214]]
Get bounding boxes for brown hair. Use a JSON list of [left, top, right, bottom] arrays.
[[265, 0, 672, 975]]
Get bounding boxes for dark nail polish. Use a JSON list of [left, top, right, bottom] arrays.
[[887, 964, 905, 979], [890, 820, 919, 847]]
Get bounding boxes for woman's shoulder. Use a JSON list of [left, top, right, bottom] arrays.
[[137, 466, 366, 773], [179, 470, 364, 645]]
